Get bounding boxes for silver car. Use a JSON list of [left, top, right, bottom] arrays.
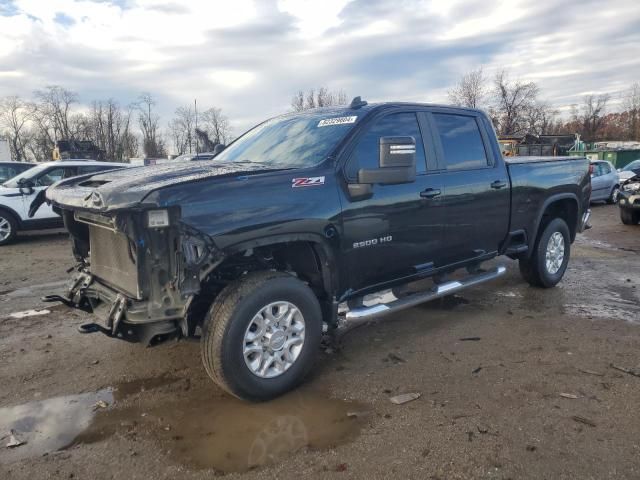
[[618, 159, 640, 184], [590, 160, 620, 203]]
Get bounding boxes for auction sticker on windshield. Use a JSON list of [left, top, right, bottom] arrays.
[[317, 116, 357, 127]]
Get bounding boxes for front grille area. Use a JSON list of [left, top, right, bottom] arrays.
[[89, 225, 140, 298]]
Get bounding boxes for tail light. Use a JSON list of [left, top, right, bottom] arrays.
[[589, 163, 594, 175]]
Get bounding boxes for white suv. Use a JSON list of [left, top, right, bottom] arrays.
[[0, 160, 127, 245]]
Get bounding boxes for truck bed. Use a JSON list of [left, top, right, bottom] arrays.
[[506, 155, 591, 247]]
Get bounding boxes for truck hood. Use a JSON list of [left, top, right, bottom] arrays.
[[46, 161, 288, 212]]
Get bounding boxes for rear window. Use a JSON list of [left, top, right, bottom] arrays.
[[433, 114, 489, 170]]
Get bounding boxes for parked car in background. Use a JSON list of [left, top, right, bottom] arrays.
[[0, 161, 36, 183], [618, 172, 640, 225], [0, 160, 127, 245], [618, 159, 640, 183], [590, 160, 620, 203]]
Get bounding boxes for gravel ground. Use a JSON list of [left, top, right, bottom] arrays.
[[0, 204, 639, 479]]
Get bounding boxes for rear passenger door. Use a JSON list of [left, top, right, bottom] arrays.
[[429, 110, 510, 266]]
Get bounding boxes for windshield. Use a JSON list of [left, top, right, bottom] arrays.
[[3, 164, 51, 188], [622, 160, 640, 171], [213, 112, 360, 168]]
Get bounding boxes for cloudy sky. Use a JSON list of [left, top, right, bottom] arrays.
[[0, 0, 639, 135]]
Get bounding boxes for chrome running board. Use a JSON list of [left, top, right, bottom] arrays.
[[344, 266, 507, 321]]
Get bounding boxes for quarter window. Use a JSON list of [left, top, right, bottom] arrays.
[[433, 114, 489, 170], [347, 112, 427, 178]]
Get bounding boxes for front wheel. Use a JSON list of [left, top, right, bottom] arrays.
[[607, 185, 620, 204], [201, 271, 322, 401], [519, 218, 571, 288]]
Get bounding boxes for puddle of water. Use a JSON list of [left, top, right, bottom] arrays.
[[0, 378, 366, 473], [77, 390, 366, 473], [0, 389, 113, 462]]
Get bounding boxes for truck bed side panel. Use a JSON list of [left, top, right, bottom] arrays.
[[507, 157, 590, 243]]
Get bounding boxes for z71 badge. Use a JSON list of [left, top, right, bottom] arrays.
[[292, 176, 325, 188]]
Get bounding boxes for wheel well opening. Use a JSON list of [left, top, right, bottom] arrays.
[[187, 241, 329, 333], [540, 199, 578, 241]]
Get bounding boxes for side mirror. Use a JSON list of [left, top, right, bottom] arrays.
[[357, 136, 417, 185], [213, 144, 226, 156], [18, 178, 34, 195]]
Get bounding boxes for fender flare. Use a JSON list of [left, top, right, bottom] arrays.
[[530, 193, 580, 252], [223, 233, 341, 297]]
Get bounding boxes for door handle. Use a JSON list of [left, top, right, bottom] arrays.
[[491, 180, 507, 189], [420, 188, 441, 199]]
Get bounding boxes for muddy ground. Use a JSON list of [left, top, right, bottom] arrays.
[[0, 204, 639, 479]]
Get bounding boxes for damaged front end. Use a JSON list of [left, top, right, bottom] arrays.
[[54, 206, 223, 345]]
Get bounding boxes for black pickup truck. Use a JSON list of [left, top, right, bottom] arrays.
[[46, 98, 591, 400]]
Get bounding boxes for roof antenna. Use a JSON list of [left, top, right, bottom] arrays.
[[350, 96, 368, 109]]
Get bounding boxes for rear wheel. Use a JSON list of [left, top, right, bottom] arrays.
[[0, 210, 18, 246], [620, 208, 639, 225], [519, 218, 571, 288], [201, 271, 322, 401]]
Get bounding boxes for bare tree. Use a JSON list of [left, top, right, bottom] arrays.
[[0, 96, 34, 161], [90, 99, 138, 161], [448, 68, 486, 108], [136, 93, 165, 158], [291, 91, 305, 112], [200, 107, 231, 146], [524, 101, 559, 136], [575, 94, 610, 141], [491, 70, 540, 135], [168, 105, 196, 155], [291, 87, 347, 111], [33, 85, 78, 141], [624, 82, 640, 140]]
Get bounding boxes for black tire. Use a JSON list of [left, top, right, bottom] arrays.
[[0, 209, 18, 246], [607, 185, 620, 204], [620, 208, 638, 225], [201, 271, 322, 401], [519, 218, 571, 288]]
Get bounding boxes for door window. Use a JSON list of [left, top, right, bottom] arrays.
[[433, 114, 489, 170], [592, 163, 606, 177], [35, 167, 78, 186], [346, 112, 427, 178]]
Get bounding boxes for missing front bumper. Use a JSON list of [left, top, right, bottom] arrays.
[[47, 271, 185, 346]]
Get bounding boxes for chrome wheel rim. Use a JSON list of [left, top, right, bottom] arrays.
[[243, 301, 305, 378], [0, 216, 11, 241], [612, 187, 619, 203], [545, 232, 565, 275]]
